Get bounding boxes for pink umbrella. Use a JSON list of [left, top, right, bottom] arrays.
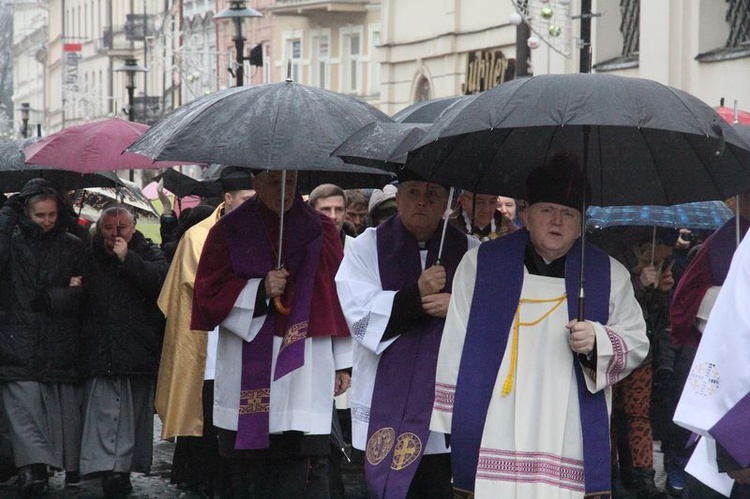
[[23, 117, 187, 173]]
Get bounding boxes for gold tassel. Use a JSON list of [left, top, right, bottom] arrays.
[[501, 295, 567, 397]]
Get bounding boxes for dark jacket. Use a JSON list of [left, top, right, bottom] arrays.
[[80, 230, 168, 378], [0, 192, 85, 382]]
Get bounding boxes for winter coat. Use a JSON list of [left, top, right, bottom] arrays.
[[0, 194, 85, 382], [80, 230, 168, 378]]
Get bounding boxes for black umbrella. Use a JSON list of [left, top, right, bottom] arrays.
[[128, 80, 392, 279], [405, 73, 750, 319], [127, 80, 391, 174], [407, 73, 750, 205], [392, 95, 475, 124], [0, 138, 122, 192], [155, 168, 223, 199]]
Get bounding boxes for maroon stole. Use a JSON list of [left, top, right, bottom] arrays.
[[364, 214, 468, 498], [192, 196, 348, 449]]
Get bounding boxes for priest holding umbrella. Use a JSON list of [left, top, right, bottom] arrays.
[[431, 153, 649, 498], [191, 168, 352, 497]]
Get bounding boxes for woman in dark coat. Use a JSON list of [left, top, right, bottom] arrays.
[[78, 206, 168, 497], [0, 179, 85, 497]]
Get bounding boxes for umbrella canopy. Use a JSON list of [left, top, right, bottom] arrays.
[[715, 105, 750, 125], [331, 95, 478, 172], [154, 168, 223, 199], [392, 95, 475, 124], [330, 122, 430, 171], [72, 179, 159, 220], [22, 118, 187, 174], [0, 138, 122, 192], [586, 201, 733, 231], [406, 73, 750, 206], [127, 81, 392, 176]]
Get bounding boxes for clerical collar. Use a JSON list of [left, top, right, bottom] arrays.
[[524, 242, 566, 278]]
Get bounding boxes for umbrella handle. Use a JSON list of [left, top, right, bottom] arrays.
[[435, 187, 455, 265], [273, 296, 291, 315]]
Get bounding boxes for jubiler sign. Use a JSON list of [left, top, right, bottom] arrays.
[[464, 49, 514, 95]]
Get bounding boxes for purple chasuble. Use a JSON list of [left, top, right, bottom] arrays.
[[222, 196, 322, 449], [365, 214, 468, 499], [451, 229, 612, 498]]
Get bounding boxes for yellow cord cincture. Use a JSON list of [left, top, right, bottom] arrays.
[[501, 294, 567, 397]]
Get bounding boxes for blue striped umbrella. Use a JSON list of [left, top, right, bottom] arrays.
[[586, 201, 732, 230]]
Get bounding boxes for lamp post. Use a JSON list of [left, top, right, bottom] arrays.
[[214, 1, 262, 87], [114, 58, 148, 121], [19, 102, 31, 138]]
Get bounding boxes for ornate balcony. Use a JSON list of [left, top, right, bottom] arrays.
[[268, 0, 370, 16]]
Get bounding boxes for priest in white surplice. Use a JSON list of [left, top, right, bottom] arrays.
[[674, 228, 750, 497], [336, 169, 478, 498], [431, 154, 649, 499]]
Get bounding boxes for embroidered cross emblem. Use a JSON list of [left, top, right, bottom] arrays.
[[238, 388, 271, 414]]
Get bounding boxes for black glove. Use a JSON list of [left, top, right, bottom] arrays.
[[29, 293, 51, 312]]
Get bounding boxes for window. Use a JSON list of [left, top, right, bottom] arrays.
[[312, 33, 330, 88], [415, 77, 431, 103], [342, 30, 362, 93], [368, 26, 381, 96], [726, 0, 750, 48], [620, 0, 639, 57], [287, 38, 302, 82]]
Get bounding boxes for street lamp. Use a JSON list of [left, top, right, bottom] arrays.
[[114, 58, 148, 121], [214, 1, 262, 87], [19, 102, 30, 138]]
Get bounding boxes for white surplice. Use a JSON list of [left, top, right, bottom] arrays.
[[335, 227, 478, 453], [431, 247, 649, 498], [674, 232, 750, 495], [213, 278, 352, 435]]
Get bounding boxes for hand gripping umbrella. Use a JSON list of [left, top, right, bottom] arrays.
[[128, 79, 392, 313], [405, 73, 750, 320]]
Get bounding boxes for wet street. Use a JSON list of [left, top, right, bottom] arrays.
[[0, 417, 668, 498]]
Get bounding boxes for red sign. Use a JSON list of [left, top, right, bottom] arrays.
[[63, 43, 82, 52]]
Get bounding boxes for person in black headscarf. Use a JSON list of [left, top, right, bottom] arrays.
[[0, 178, 85, 496]]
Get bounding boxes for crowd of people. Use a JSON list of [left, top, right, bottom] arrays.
[[0, 153, 748, 499]]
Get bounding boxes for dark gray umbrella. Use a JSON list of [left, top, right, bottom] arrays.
[[127, 80, 392, 174], [0, 138, 122, 192], [330, 122, 430, 171], [407, 73, 750, 205], [392, 95, 475, 124], [128, 80, 393, 279]]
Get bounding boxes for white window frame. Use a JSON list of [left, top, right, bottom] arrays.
[[340, 26, 364, 94], [367, 24, 381, 97], [311, 29, 332, 89], [282, 32, 303, 83]]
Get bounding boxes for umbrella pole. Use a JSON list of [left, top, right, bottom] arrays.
[[650, 226, 657, 266], [436, 187, 455, 265], [577, 126, 591, 322], [277, 170, 287, 269]]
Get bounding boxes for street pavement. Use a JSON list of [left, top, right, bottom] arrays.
[[0, 416, 670, 498]]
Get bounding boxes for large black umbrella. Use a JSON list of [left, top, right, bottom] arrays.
[[128, 80, 393, 281], [127, 80, 392, 174], [404, 73, 750, 320], [0, 138, 122, 192], [407, 73, 750, 205]]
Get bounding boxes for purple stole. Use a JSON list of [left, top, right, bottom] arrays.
[[365, 215, 468, 498], [709, 216, 749, 286], [451, 229, 612, 498], [222, 197, 322, 449]]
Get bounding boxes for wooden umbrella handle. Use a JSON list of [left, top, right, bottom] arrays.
[[273, 296, 291, 315]]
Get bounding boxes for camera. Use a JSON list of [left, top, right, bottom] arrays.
[[679, 232, 692, 242]]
